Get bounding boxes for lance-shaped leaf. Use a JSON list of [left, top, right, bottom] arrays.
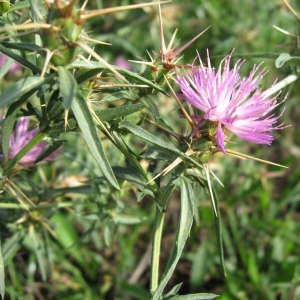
[[152, 176, 194, 300], [95, 103, 145, 122], [119, 121, 204, 171], [71, 61, 168, 95], [0, 44, 42, 74], [101, 91, 137, 102], [167, 293, 219, 300], [0, 74, 54, 108], [275, 52, 300, 68], [8, 0, 31, 13], [71, 90, 119, 190], [0, 41, 44, 53], [163, 284, 217, 300], [57, 66, 77, 109]]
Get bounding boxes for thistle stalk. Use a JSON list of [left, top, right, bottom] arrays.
[[150, 180, 176, 295]]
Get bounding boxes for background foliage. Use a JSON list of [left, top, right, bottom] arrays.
[[0, 0, 300, 299]]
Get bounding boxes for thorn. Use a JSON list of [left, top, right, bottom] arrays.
[[76, 40, 129, 83], [283, 0, 300, 23], [80, 1, 171, 22]]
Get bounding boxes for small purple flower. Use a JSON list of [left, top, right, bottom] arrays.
[[5, 117, 60, 166], [176, 50, 285, 153]]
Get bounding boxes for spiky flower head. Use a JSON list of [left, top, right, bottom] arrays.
[[176, 50, 286, 153], [3, 117, 61, 166]]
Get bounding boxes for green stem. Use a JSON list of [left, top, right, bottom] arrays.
[[0, 202, 75, 209], [151, 205, 166, 293], [97, 124, 177, 294], [150, 181, 176, 295], [40, 94, 48, 122]]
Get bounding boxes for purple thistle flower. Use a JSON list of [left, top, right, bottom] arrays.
[[176, 50, 286, 153], [5, 117, 60, 166]]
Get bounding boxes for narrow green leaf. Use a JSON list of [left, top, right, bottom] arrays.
[[144, 96, 161, 120], [34, 140, 63, 163], [162, 283, 182, 298], [0, 41, 43, 53], [141, 145, 178, 161], [2, 94, 37, 159], [29, 0, 46, 21], [0, 75, 53, 108], [171, 293, 219, 300], [43, 185, 95, 200], [119, 121, 204, 171], [71, 90, 119, 190], [57, 66, 77, 109], [29, 227, 47, 281], [3, 131, 46, 175], [104, 219, 115, 247], [0, 241, 5, 300], [0, 44, 42, 74], [75, 68, 105, 84], [95, 103, 145, 121], [112, 166, 154, 197], [8, 0, 30, 12], [152, 176, 194, 300], [113, 214, 146, 225], [101, 91, 137, 102], [70, 61, 168, 95], [275, 53, 300, 68], [2, 231, 23, 263]]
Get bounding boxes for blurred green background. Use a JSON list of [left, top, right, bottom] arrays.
[[2, 0, 300, 299]]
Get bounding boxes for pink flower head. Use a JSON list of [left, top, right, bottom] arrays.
[[6, 117, 60, 166], [176, 50, 285, 153]]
